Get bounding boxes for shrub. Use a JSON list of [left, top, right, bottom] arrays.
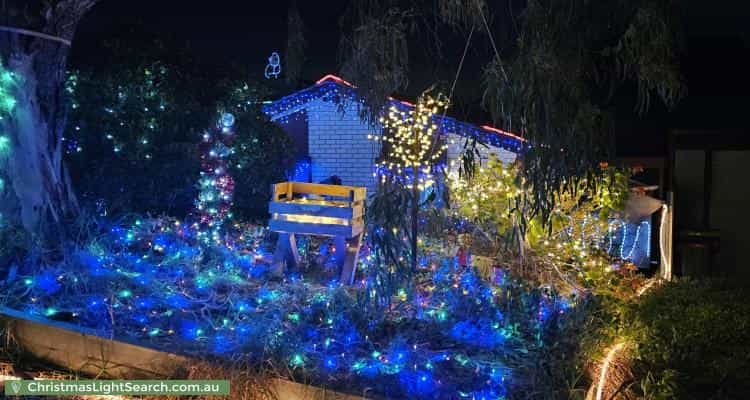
[[626, 279, 750, 399], [65, 63, 292, 220]]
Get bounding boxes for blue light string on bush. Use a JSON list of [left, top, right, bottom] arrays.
[[0, 215, 576, 399]]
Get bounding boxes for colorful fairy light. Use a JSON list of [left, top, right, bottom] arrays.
[[0, 63, 16, 114], [0, 59, 17, 167], [0, 62, 11, 225], [606, 221, 619, 254], [0, 62, 647, 398], [0, 211, 575, 399], [192, 113, 237, 244]]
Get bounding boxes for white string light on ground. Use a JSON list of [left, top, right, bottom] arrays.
[[587, 278, 661, 400]]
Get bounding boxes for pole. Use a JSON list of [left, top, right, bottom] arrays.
[[412, 171, 419, 270], [411, 125, 420, 270]]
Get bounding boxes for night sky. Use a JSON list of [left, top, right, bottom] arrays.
[[73, 1, 348, 82], [71, 0, 513, 106], [71, 0, 750, 156]]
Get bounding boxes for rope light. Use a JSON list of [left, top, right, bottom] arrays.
[[659, 204, 672, 280], [0, 25, 71, 46]]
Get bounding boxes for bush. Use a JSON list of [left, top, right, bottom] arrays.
[[626, 279, 750, 399], [65, 62, 293, 220], [524, 277, 750, 400]]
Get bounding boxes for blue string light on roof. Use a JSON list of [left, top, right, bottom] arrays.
[[262, 76, 528, 154], [287, 158, 312, 182], [275, 109, 308, 126]]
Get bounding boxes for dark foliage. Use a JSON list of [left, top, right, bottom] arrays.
[[482, 0, 685, 224], [65, 55, 293, 220], [335, 0, 684, 227], [626, 279, 750, 399], [222, 86, 294, 221]]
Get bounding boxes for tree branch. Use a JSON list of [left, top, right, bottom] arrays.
[[42, 0, 100, 41]]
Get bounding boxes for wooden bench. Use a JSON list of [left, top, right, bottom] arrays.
[[268, 182, 366, 285]]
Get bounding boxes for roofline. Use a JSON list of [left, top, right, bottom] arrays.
[[265, 74, 528, 148], [479, 125, 527, 144], [315, 74, 352, 86], [315, 74, 416, 108]]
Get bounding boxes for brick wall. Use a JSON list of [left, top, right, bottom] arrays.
[[307, 99, 381, 194], [306, 100, 517, 196]]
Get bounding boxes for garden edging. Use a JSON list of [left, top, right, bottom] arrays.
[[0, 307, 368, 400]]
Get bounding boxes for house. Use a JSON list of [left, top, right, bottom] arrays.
[[262, 75, 526, 194], [262, 75, 661, 271]]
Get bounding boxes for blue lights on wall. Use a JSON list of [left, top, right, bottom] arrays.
[[287, 158, 312, 182]]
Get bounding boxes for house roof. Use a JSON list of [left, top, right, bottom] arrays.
[[262, 74, 527, 154]]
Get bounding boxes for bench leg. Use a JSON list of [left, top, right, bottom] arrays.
[[338, 232, 363, 285], [272, 233, 300, 277]]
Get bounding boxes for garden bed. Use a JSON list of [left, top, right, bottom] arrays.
[[0, 216, 568, 399], [0, 306, 366, 399]]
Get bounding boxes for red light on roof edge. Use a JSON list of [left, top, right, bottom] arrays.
[[316, 74, 354, 87], [315, 74, 522, 141], [480, 125, 527, 142], [316, 75, 414, 107]]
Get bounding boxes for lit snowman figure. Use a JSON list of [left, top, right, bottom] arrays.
[[264, 52, 281, 79]]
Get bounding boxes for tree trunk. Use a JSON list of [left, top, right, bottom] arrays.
[[411, 124, 420, 271], [411, 176, 419, 270], [0, 1, 98, 243]]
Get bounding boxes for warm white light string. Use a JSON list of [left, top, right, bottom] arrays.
[[659, 204, 672, 281], [589, 277, 660, 400], [594, 342, 626, 400]]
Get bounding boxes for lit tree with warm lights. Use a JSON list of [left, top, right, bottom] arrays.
[[372, 93, 450, 270], [448, 156, 633, 293]]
